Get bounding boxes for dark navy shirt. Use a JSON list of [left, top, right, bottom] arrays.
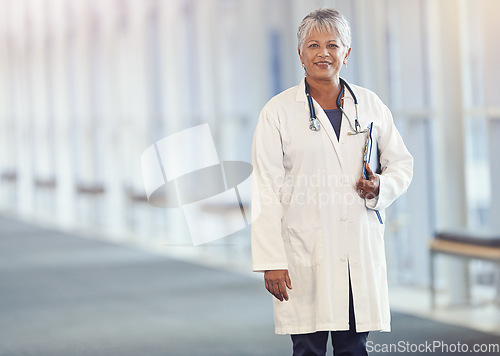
[[324, 109, 342, 140]]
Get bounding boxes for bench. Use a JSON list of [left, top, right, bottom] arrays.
[[429, 230, 500, 308]]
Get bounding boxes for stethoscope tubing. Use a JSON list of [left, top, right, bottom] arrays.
[[305, 77, 365, 134]]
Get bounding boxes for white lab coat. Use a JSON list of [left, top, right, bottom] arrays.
[[251, 78, 413, 335]]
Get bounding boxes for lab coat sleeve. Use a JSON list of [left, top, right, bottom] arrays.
[[251, 106, 288, 272], [365, 104, 413, 211]]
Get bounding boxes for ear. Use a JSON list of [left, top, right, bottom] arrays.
[[298, 47, 303, 64], [344, 47, 352, 62]]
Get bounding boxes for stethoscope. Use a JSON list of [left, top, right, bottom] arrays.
[[305, 77, 369, 135]]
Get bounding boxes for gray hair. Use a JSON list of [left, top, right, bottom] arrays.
[[297, 8, 351, 54]]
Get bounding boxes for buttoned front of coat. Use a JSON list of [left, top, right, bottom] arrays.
[[251, 78, 413, 334]]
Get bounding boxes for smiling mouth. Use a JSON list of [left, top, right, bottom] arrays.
[[315, 62, 332, 66]]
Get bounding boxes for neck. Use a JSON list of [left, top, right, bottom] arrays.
[[306, 76, 343, 109], [306, 75, 340, 90]]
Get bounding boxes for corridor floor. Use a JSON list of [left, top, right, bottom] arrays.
[[1, 215, 498, 356]]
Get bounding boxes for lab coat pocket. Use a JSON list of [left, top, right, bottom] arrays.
[[286, 226, 324, 267]]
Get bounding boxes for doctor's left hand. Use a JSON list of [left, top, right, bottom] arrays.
[[356, 163, 380, 199]]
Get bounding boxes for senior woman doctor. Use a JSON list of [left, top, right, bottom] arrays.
[[251, 8, 413, 356]]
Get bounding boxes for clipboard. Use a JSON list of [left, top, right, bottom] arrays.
[[363, 122, 383, 224]]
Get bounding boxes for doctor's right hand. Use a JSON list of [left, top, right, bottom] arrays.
[[264, 269, 293, 302]]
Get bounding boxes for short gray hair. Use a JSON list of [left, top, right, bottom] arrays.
[[297, 8, 351, 54]]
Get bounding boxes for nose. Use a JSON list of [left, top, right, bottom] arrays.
[[317, 46, 329, 57]]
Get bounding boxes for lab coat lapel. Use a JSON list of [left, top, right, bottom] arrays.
[[312, 100, 344, 168], [296, 78, 344, 169], [339, 82, 357, 140], [338, 82, 370, 176]]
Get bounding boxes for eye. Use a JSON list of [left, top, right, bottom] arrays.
[[328, 43, 339, 49], [308, 43, 318, 48]]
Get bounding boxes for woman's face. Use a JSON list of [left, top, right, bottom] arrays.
[[299, 27, 350, 84]]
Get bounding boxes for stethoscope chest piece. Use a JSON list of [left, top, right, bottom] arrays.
[[309, 118, 320, 131]]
